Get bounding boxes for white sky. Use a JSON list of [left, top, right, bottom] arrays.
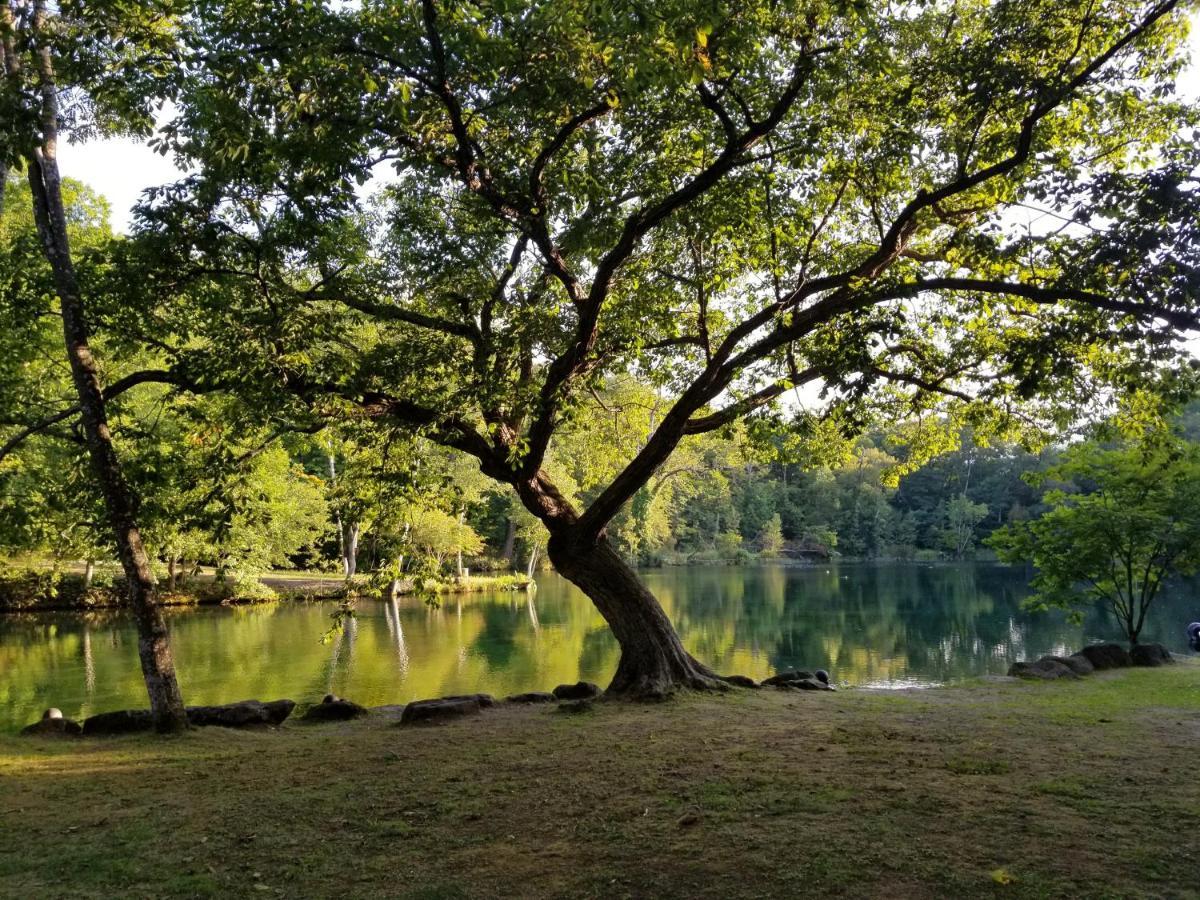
[[58, 18, 1200, 233]]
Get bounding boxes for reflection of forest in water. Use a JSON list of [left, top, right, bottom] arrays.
[[2, 563, 1197, 731]]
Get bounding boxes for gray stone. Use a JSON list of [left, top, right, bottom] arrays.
[[301, 696, 369, 722], [1008, 658, 1078, 680], [1040, 655, 1093, 676], [399, 697, 482, 726], [370, 704, 408, 720], [1130, 643, 1173, 667], [82, 709, 155, 736], [1078, 643, 1132, 670], [439, 693, 496, 708], [504, 692, 557, 704], [792, 677, 835, 691], [762, 670, 814, 687], [187, 699, 295, 728], [552, 681, 601, 701], [1064, 654, 1095, 675]]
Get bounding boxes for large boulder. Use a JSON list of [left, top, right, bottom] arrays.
[[187, 699, 295, 728], [439, 693, 496, 708], [552, 681, 601, 701], [1064, 654, 1095, 675], [504, 692, 557, 704], [20, 709, 82, 738], [1008, 658, 1079, 680], [82, 709, 155, 736], [1130, 643, 1173, 667], [399, 696, 483, 726], [792, 677, 835, 692], [301, 695, 369, 722], [762, 670, 815, 687], [1078, 643, 1132, 670], [1044, 654, 1094, 676], [370, 704, 408, 720]]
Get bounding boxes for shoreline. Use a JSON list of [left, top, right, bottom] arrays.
[[0, 571, 532, 615]]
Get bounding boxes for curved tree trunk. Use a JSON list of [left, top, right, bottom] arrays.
[[6, 3, 188, 732], [341, 521, 360, 578], [547, 529, 726, 699]]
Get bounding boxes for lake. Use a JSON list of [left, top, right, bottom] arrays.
[[2, 562, 1197, 732]]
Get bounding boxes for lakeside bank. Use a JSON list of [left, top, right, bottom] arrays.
[[2, 663, 1198, 898], [0, 568, 531, 613]]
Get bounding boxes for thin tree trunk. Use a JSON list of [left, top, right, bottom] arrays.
[[547, 530, 727, 698], [342, 521, 360, 578], [82, 558, 95, 591], [166, 555, 177, 592], [388, 554, 404, 600], [8, 4, 187, 731], [455, 508, 466, 578], [525, 545, 540, 579], [501, 517, 516, 564]]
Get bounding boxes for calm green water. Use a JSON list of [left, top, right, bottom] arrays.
[[2, 563, 1197, 732]]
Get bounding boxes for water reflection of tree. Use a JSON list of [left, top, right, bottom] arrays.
[[3, 568, 1197, 730]]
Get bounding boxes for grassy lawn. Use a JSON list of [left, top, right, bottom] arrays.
[[2, 664, 1198, 899]]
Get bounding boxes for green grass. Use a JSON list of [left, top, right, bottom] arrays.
[[1, 663, 1198, 898]]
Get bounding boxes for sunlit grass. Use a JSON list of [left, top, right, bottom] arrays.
[[1, 665, 1198, 897]]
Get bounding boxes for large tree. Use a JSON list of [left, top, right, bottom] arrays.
[[0, 1, 190, 727], [123, 0, 1199, 696]]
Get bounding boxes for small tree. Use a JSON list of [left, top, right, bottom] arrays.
[[989, 435, 1200, 647], [756, 514, 785, 557], [942, 494, 989, 559]]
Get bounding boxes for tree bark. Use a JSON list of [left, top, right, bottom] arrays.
[[455, 508, 466, 578], [547, 529, 726, 699], [341, 521, 360, 577], [500, 517, 516, 564], [9, 2, 187, 732], [82, 558, 95, 591]]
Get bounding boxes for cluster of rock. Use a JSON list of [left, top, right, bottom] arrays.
[[20, 669, 844, 737], [19, 698, 298, 737], [1007, 641, 1173, 680], [19, 681, 610, 737]]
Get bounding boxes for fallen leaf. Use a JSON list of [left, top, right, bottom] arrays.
[[990, 868, 1016, 885]]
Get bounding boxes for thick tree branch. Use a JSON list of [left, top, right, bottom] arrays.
[[682, 373, 817, 435], [904, 277, 1200, 330], [523, 45, 833, 479], [310, 288, 482, 341]]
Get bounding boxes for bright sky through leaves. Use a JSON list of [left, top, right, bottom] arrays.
[[56, 14, 1200, 234]]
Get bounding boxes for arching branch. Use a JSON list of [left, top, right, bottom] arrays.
[[0, 369, 199, 464]]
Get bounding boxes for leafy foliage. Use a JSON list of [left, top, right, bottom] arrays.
[[989, 430, 1200, 646]]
